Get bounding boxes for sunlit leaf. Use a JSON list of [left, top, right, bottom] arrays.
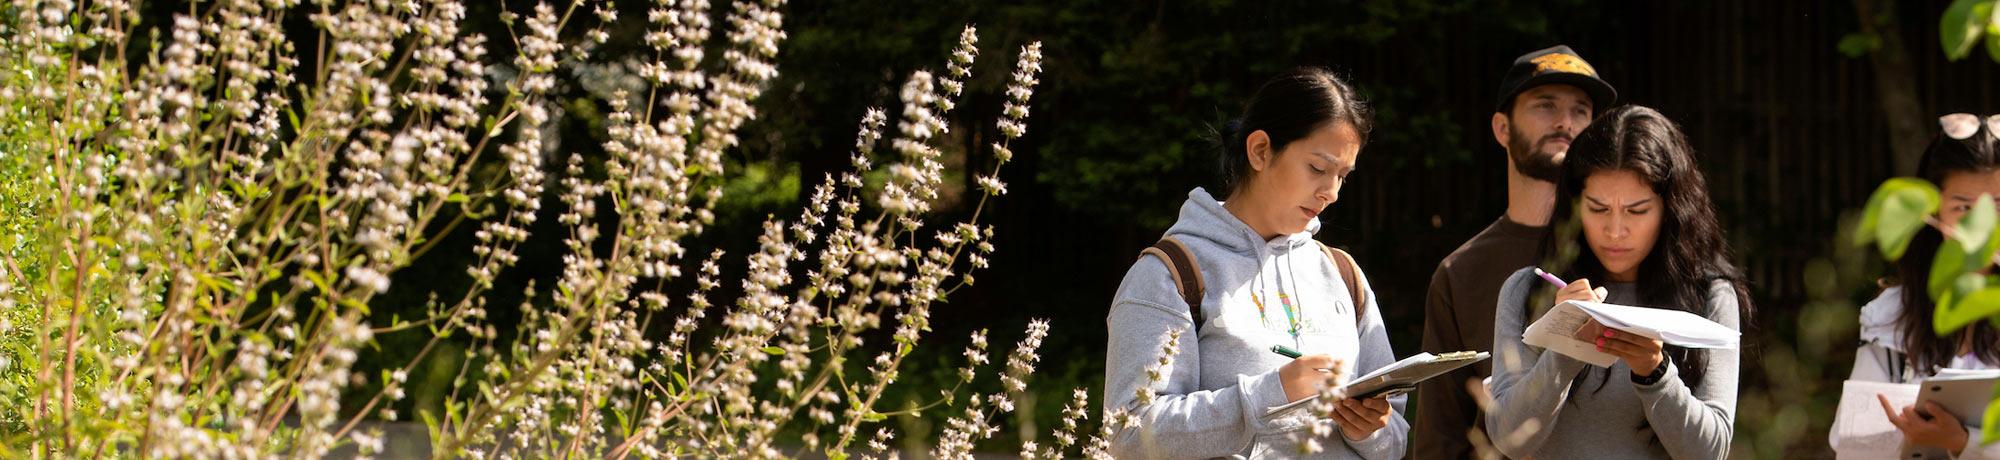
[[1944, 0, 1996, 60], [1940, 284, 2000, 334], [1858, 178, 1941, 260]]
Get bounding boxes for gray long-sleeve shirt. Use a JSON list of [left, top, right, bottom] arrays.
[[1103, 188, 1407, 459], [1486, 267, 1739, 459]]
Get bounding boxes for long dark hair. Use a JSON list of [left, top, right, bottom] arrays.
[[1541, 105, 1754, 391], [1896, 123, 2000, 375], [1212, 67, 1373, 199]]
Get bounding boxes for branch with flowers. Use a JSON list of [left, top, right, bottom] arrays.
[[0, 0, 1100, 458]]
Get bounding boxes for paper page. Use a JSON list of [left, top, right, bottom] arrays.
[[1264, 394, 1315, 418], [1832, 380, 1916, 459], [1263, 352, 1485, 418], [1934, 368, 2000, 380], [1342, 352, 1488, 398], [1523, 302, 1619, 367], [1350, 352, 1434, 383], [1567, 301, 1741, 349]]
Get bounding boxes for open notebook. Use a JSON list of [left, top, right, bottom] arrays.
[[1264, 351, 1488, 417], [1523, 300, 1740, 367]]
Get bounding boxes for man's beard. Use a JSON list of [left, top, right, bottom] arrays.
[[1509, 125, 1570, 183]]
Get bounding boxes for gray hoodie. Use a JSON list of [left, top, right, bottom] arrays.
[[1104, 188, 1407, 459]]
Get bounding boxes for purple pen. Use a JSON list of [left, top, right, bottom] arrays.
[[1534, 268, 1569, 289]]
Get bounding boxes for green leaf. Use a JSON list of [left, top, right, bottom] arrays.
[[1839, 32, 1882, 58], [1945, 0, 1996, 61], [1988, 25, 2000, 63], [861, 411, 887, 422], [1984, 4, 2000, 64], [1858, 178, 1942, 259], [1939, 285, 2000, 334], [1957, 195, 2000, 252], [1968, 235, 2000, 300], [1986, 386, 2000, 442], [760, 346, 785, 355]]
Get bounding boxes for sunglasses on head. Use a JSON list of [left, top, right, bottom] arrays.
[[1939, 113, 2000, 140]]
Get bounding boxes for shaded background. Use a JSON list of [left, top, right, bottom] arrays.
[[331, 0, 2000, 457]]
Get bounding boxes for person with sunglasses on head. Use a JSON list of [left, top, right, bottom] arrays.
[[1841, 113, 2000, 458]]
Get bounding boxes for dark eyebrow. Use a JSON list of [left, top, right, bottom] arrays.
[[1314, 151, 1358, 174], [1584, 196, 1655, 208], [1951, 194, 1980, 201]]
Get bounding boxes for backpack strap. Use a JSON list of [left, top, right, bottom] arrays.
[[1138, 238, 1366, 332], [1318, 242, 1369, 327], [1139, 237, 1205, 330]]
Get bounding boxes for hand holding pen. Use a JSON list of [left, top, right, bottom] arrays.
[[1270, 345, 1390, 439], [1536, 267, 1607, 305], [1270, 345, 1341, 402]]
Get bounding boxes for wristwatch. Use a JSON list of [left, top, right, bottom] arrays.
[[1631, 355, 1670, 386]]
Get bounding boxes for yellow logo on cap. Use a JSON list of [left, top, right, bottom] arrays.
[[1531, 53, 1597, 77]]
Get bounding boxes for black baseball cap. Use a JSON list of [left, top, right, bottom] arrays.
[[1495, 45, 1616, 114]]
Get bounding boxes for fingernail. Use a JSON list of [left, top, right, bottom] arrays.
[[1603, 330, 1615, 338], [1595, 337, 1604, 347]]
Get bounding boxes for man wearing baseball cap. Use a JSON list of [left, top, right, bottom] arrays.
[[1413, 45, 1617, 459]]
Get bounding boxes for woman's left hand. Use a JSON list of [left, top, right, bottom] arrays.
[[1879, 396, 1970, 455], [1594, 327, 1664, 378], [1332, 396, 1392, 441]]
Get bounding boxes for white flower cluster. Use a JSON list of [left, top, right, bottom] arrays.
[[1135, 328, 1183, 409], [982, 41, 1042, 197], [933, 320, 1051, 459], [294, 314, 373, 457], [1022, 387, 1105, 460], [1288, 364, 1353, 455], [1, 0, 573, 455], [3, 0, 1076, 457], [472, 1, 555, 288]]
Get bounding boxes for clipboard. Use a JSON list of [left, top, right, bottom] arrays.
[[1264, 351, 1488, 417]]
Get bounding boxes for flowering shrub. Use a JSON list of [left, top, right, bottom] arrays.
[[0, 0, 1093, 458]]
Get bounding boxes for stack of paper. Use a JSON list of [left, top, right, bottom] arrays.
[[1831, 380, 1916, 459], [1523, 300, 1740, 368]]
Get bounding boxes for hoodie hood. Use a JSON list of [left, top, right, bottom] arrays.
[[1165, 187, 1322, 257]]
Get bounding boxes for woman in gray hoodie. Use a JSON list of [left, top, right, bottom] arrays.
[[1487, 105, 1751, 459], [1103, 68, 1406, 459]]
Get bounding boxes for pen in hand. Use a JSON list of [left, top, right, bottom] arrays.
[[1537, 267, 1608, 302], [1271, 345, 1303, 359], [1272, 345, 1344, 390], [1534, 268, 1568, 289]]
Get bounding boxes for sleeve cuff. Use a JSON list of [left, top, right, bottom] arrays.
[[1241, 369, 1291, 429], [1633, 360, 1684, 402]]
